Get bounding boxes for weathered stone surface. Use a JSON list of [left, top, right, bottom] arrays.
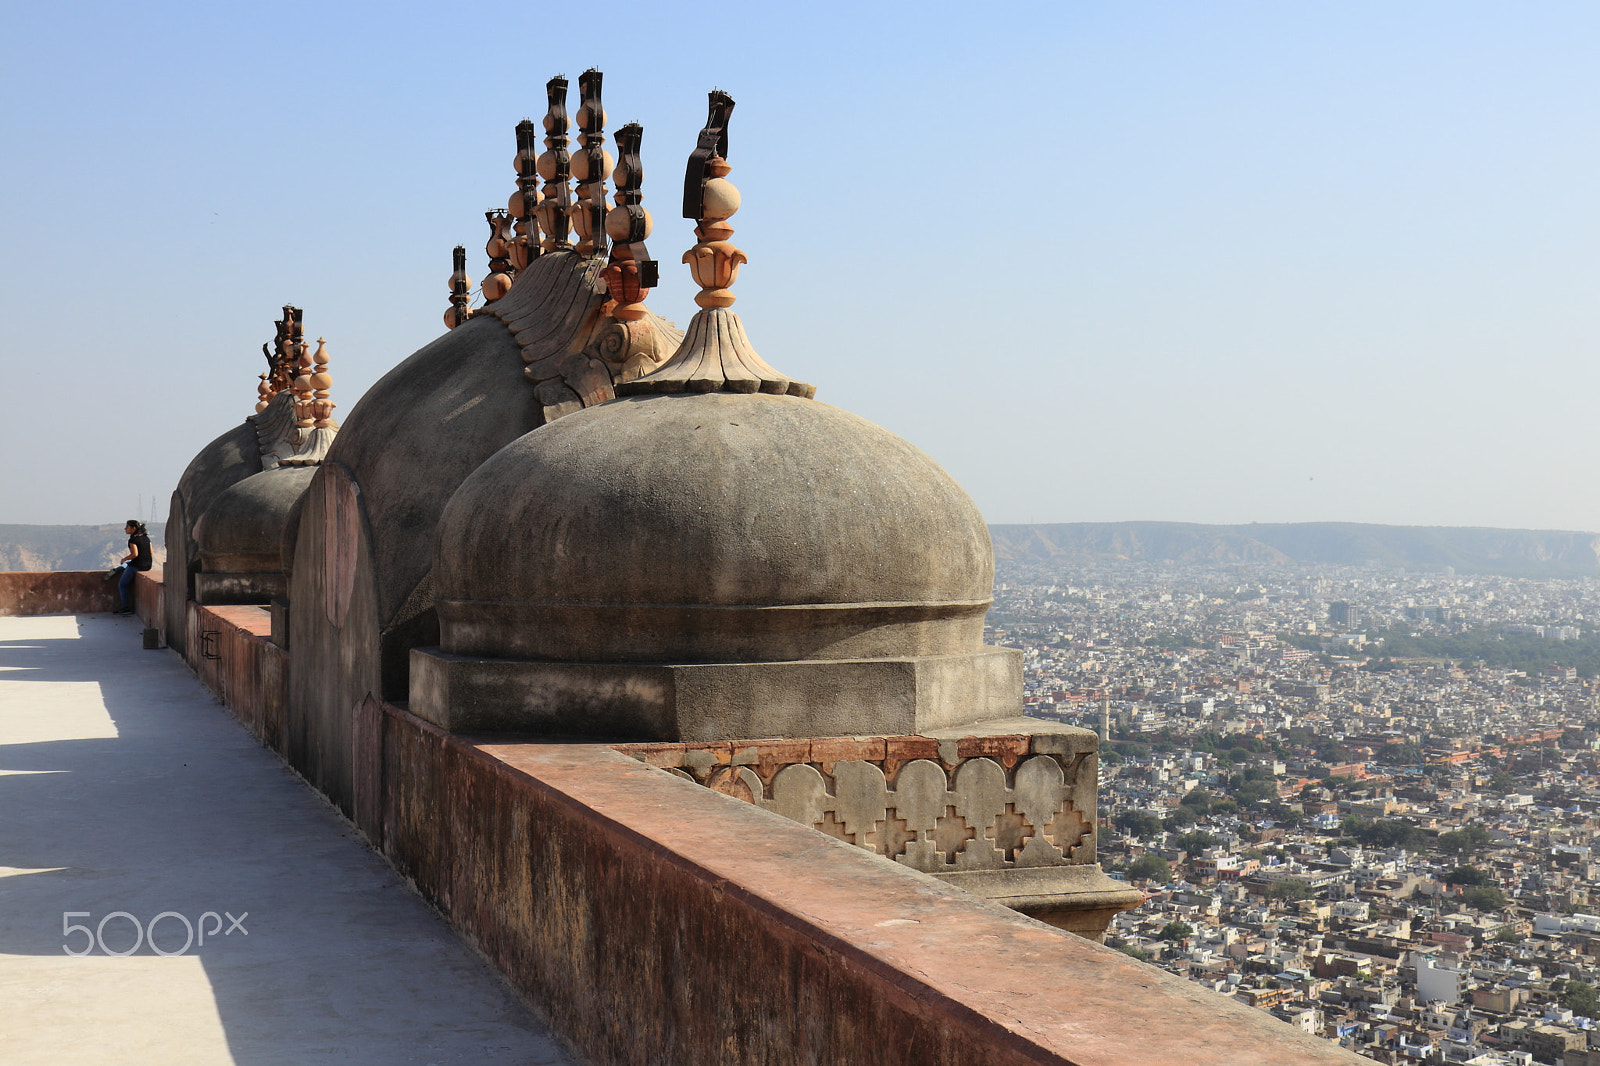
[[434, 392, 994, 663], [832, 760, 889, 840], [193, 465, 315, 580], [409, 646, 1022, 741], [935, 866, 1147, 942], [283, 252, 613, 718], [0, 572, 118, 616], [194, 571, 288, 605], [165, 420, 259, 651]]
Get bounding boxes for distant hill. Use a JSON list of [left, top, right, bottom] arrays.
[[6, 520, 1598, 579], [988, 522, 1600, 578], [0, 524, 167, 572]]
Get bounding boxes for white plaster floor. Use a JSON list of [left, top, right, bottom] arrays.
[[0, 613, 575, 1065]]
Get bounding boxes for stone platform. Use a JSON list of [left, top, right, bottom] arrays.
[[0, 613, 572, 1065]]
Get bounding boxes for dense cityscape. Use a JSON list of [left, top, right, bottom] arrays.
[[991, 560, 1600, 1065]]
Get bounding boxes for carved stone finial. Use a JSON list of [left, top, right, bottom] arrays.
[[601, 122, 658, 322], [511, 118, 542, 269], [446, 245, 473, 329], [569, 69, 611, 258], [292, 324, 316, 429], [250, 307, 335, 467], [483, 209, 515, 302], [682, 91, 744, 310], [617, 92, 814, 399], [535, 76, 573, 253], [309, 338, 336, 428], [266, 307, 299, 395]]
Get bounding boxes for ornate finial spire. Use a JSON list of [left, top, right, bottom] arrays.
[[266, 307, 298, 395], [601, 122, 658, 322], [618, 91, 814, 399], [569, 69, 611, 258], [308, 338, 336, 428], [682, 90, 743, 309], [251, 306, 335, 468], [445, 245, 473, 329], [511, 118, 542, 269], [292, 321, 316, 429], [483, 209, 515, 301], [535, 76, 573, 253]]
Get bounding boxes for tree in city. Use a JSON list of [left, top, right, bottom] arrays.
[[1461, 886, 1507, 912], [1344, 817, 1426, 850], [1562, 979, 1600, 1016], [1436, 825, 1492, 858], [1234, 779, 1278, 806], [1181, 789, 1213, 815], [1115, 811, 1164, 839], [1173, 830, 1218, 856], [1127, 854, 1171, 883], [1445, 865, 1488, 887], [1159, 921, 1193, 941], [1164, 807, 1198, 831], [1267, 881, 1313, 902]]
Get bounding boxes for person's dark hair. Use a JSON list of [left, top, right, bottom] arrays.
[[126, 520, 147, 535]]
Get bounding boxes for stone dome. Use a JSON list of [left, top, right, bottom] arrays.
[[195, 465, 317, 575], [433, 390, 994, 664]]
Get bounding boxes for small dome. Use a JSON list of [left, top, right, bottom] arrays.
[[434, 391, 994, 664], [195, 465, 316, 574]]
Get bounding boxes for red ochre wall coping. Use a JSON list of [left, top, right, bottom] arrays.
[[0, 569, 163, 621], [0, 570, 121, 615], [0, 575, 1367, 1065]]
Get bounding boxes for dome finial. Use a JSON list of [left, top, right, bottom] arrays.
[[483, 209, 514, 302], [445, 245, 473, 329], [683, 90, 742, 309], [291, 316, 315, 429], [600, 122, 658, 322], [309, 338, 336, 429], [511, 119, 542, 269], [569, 69, 611, 258], [266, 307, 298, 397], [618, 91, 814, 398], [535, 76, 573, 253]]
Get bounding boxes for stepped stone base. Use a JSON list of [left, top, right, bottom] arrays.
[[409, 645, 1022, 742]]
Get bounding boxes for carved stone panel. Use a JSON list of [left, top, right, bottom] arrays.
[[618, 733, 1096, 876]]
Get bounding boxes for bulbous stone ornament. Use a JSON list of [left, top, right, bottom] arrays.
[[445, 244, 473, 329], [483, 209, 514, 302]]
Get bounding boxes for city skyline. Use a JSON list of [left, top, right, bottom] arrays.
[[5, 2, 1600, 529]]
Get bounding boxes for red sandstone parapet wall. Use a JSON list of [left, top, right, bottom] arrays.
[[0, 574, 1365, 1065], [164, 594, 1361, 1066], [0, 571, 119, 615], [0, 569, 164, 621]]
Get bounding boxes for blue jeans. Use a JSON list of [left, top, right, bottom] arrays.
[[118, 564, 139, 611]]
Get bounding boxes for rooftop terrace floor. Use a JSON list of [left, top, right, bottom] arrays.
[[0, 613, 574, 1065]]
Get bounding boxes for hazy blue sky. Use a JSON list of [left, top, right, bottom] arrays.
[[5, 2, 1600, 530]]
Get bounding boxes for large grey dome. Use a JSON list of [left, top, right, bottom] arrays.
[[433, 391, 994, 664]]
